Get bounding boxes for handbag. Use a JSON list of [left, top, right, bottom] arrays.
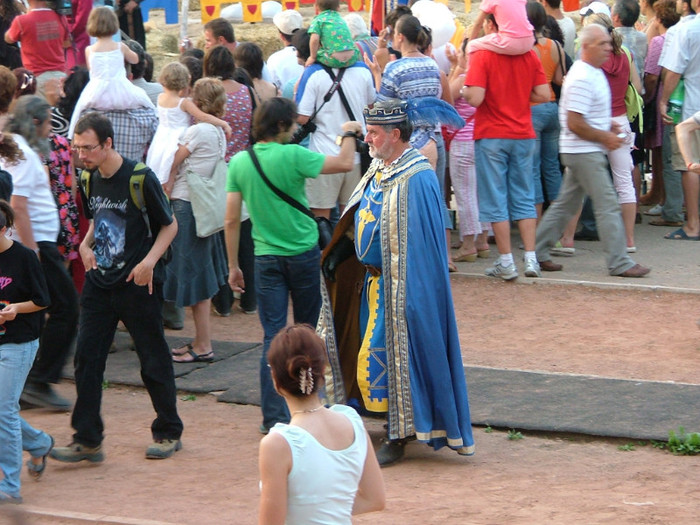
[[247, 146, 333, 250], [185, 127, 227, 238]]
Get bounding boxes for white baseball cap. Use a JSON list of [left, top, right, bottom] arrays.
[[580, 1, 612, 18], [273, 9, 303, 36]]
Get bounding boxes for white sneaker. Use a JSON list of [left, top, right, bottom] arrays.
[[485, 261, 518, 281], [644, 204, 663, 216], [524, 259, 541, 278]]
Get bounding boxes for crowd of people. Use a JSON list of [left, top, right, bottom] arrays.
[[1, 0, 699, 520]]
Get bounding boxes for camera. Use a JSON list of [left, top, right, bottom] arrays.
[[48, 0, 73, 16], [290, 120, 317, 145]]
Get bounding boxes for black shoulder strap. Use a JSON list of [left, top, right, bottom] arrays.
[[247, 146, 315, 220], [305, 66, 347, 125], [322, 65, 356, 121]]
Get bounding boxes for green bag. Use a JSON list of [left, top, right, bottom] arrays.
[[622, 47, 644, 130]]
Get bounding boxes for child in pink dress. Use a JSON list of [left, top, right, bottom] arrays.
[[467, 0, 535, 55]]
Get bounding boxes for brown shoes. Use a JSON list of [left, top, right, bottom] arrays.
[[617, 264, 651, 278], [539, 260, 563, 272]]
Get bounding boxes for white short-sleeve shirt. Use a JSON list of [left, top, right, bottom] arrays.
[[1, 135, 60, 243], [658, 16, 700, 119], [559, 60, 611, 154]]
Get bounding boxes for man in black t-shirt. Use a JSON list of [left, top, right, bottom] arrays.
[[50, 112, 183, 463]]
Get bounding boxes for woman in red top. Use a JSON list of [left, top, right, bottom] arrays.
[[587, 13, 642, 252]]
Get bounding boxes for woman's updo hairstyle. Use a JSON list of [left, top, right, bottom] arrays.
[[396, 15, 431, 51], [268, 324, 327, 398]]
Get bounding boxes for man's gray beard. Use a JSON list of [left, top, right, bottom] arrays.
[[368, 145, 384, 160]]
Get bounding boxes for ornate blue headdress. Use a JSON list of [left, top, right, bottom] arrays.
[[363, 98, 465, 129]]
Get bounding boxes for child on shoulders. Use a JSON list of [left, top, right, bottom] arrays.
[[67, 7, 154, 138], [468, 0, 535, 55], [306, 0, 360, 68]]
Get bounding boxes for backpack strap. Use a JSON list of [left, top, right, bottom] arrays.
[[129, 162, 151, 238]]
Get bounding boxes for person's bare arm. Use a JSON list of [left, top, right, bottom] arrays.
[[643, 73, 658, 104], [126, 218, 178, 294], [568, 111, 624, 150], [320, 121, 363, 173], [630, 60, 643, 94], [658, 69, 681, 124], [463, 85, 485, 107], [306, 32, 320, 67], [439, 71, 454, 106], [9, 195, 38, 253], [373, 27, 392, 73], [676, 116, 700, 173], [224, 192, 244, 294], [181, 98, 232, 137], [530, 83, 551, 104], [121, 42, 139, 65], [79, 220, 97, 271], [164, 144, 190, 196], [258, 432, 292, 525], [468, 11, 487, 42], [5, 32, 16, 44], [352, 430, 386, 515], [0, 300, 47, 324]]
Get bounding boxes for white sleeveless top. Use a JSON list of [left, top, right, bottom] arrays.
[[269, 404, 368, 525]]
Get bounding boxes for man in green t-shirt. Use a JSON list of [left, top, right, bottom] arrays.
[[225, 97, 361, 433]]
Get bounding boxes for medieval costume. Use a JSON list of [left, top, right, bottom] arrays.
[[318, 101, 475, 457]]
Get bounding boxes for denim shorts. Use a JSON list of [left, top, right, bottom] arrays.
[[474, 138, 537, 223]]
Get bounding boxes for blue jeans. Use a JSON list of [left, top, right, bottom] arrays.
[[531, 102, 562, 204], [0, 339, 52, 498], [255, 248, 321, 429]]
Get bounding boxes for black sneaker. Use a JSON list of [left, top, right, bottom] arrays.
[[21, 381, 72, 411]]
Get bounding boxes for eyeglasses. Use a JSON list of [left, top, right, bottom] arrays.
[[72, 144, 102, 153]]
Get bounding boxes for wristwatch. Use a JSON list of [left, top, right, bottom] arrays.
[[335, 131, 357, 146]]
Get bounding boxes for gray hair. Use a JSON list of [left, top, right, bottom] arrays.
[[6, 95, 51, 155], [343, 13, 369, 40]]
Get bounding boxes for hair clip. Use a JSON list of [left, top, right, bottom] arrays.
[[20, 73, 34, 91], [299, 367, 314, 395]]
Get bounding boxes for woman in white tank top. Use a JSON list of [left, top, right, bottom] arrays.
[[258, 324, 385, 525]]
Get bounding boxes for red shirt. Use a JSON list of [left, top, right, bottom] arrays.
[[465, 50, 548, 140], [6, 9, 68, 76], [601, 51, 631, 118]]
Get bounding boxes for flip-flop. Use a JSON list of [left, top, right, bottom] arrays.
[[26, 435, 54, 480], [171, 343, 193, 356], [649, 218, 684, 227], [664, 228, 700, 241], [173, 349, 214, 363]]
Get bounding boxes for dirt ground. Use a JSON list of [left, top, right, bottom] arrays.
[[5, 279, 700, 525], [5, 5, 700, 525]]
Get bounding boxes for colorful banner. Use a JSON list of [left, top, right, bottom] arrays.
[[242, 0, 263, 23], [348, 0, 365, 12], [200, 0, 222, 24]]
